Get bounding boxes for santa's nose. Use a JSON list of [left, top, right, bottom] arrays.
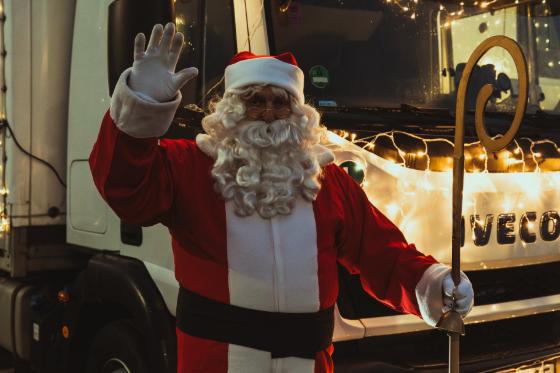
[[261, 108, 276, 123]]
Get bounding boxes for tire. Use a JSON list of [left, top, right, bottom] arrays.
[[85, 319, 148, 373]]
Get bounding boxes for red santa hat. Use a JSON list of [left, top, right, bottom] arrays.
[[224, 51, 305, 104]]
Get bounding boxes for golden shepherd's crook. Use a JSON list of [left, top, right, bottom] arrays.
[[436, 35, 528, 373]]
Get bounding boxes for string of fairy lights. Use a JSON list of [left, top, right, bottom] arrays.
[[334, 129, 560, 174], [383, 0, 549, 21], [328, 129, 560, 243], [0, 0, 9, 238]]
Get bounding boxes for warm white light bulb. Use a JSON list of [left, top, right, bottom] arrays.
[[0, 217, 9, 233], [385, 203, 400, 219]]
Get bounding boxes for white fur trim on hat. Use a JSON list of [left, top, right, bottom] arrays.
[[110, 67, 182, 139], [224, 57, 305, 104]]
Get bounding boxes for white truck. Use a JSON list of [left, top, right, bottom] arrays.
[[1, 0, 560, 372]]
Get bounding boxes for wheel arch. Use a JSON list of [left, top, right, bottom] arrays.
[[67, 253, 176, 373]]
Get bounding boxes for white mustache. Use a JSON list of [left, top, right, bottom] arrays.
[[238, 119, 302, 148]]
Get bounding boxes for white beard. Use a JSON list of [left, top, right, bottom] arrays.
[[209, 117, 323, 219]]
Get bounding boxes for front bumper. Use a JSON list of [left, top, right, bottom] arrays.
[[333, 311, 560, 372], [334, 293, 560, 340]]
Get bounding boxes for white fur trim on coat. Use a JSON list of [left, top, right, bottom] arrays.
[[109, 67, 182, 138], [415, 263, 451, 327], [195, 134, 217, 158], [312, 144, 335, 166]]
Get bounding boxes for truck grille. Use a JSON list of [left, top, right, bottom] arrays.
[[337, 260, 560, 319], [467, 260, 560, 305]]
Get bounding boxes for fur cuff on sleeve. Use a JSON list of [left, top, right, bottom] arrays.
[[415, 263, 451, 327], [109, 67, 182, 138]]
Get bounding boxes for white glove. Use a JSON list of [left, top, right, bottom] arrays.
[[442, 271, 474, 317], [129, 22, 198, 102]]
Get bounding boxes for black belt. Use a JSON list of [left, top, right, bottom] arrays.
[[176, 287, 334, 359]]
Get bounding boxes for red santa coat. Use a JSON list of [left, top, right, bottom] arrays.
[[89, 69, 446, 373]]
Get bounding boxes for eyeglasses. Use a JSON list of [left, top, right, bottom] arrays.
[[244, 94, 292, 120]]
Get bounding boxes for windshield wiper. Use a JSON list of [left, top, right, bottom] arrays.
[[320, 104, 560, 137], [321, 103, 451, 115], [319, 104, 456, 134]]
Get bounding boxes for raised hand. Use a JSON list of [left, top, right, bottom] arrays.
[[129, 22, 198, 102]]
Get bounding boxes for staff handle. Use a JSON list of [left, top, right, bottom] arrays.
[[436, 35, 528, 373]]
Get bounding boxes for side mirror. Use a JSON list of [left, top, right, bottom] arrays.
[[496, 72, 512, 93]]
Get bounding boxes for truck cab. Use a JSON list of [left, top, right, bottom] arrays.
[[1, 0, 560, 372]]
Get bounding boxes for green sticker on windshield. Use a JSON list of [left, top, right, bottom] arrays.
[[309, 65, 329, 89]]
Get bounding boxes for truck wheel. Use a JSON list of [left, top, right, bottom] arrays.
[[85, 319, 148, 373]]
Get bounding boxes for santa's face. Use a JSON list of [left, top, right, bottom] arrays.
[[243, 86, 292, 124], [201, 84, 325, 218]]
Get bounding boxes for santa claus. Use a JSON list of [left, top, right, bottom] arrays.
[[89, 23, 474, 373]]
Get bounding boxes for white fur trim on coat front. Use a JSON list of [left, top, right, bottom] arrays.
[[109, 67, 182, 138], [415, 263, 451, 327]]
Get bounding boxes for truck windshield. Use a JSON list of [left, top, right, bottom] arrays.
[[266, 0, 560, 115]]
